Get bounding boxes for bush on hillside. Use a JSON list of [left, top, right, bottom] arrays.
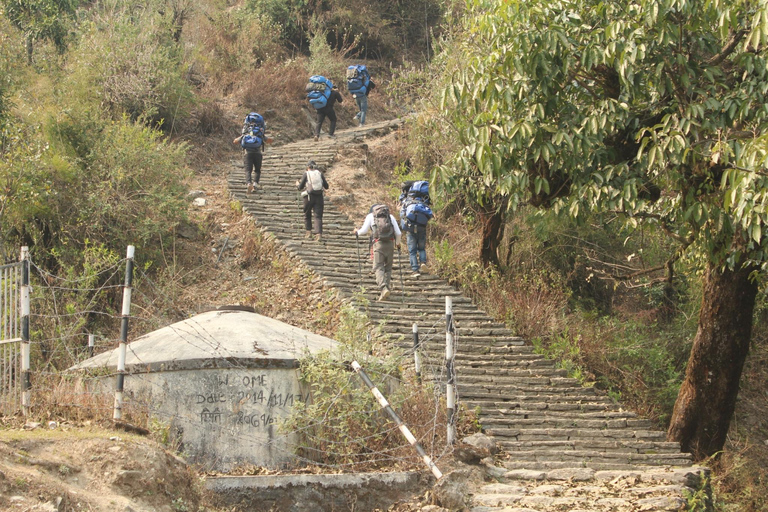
[[69, 7, 194, 132], [248, 0, 444, 60], [185, 6, 286, 74], [282, 304, 447, 468]]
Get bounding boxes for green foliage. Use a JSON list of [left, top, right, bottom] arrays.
[[189, 4, 285, 73], [282, 304, 419, 466], [69, 4, 194, 131], [0, 0, 78, 62], [308, 29, 336, 77], [436, 0, 768, 273], [248, 0, 444, 59]]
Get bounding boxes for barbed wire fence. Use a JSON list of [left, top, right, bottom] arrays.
[[0, 245, 463, 476]]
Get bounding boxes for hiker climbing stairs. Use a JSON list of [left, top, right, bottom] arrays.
[[227, 119, 707, 508]]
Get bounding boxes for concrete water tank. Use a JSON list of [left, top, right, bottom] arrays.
[[74, 307, 337, 471]]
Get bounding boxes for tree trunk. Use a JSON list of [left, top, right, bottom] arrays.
[[478, 196, 508, 267], [26, 35, 33, 66], [667, 259, 758, 460]]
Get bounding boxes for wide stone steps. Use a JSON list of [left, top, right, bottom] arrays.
[[227, 119, 696, 475], [469, 466, 702, 511]]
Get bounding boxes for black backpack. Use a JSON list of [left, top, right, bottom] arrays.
[[371, 204, 394, 240]]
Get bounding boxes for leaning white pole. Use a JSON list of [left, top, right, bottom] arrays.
[[351, 360, 443, 480], [20, 246, 30, 417], [446, 296, 456, 445], [113, 245, 135, 421]]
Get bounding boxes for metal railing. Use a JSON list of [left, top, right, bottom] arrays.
[[0, 260, 23, 415]]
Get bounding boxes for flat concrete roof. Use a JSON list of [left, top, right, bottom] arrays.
[[74, 309, 337, 372]]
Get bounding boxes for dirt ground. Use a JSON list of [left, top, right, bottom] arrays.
[[0, 426, 202, 512]]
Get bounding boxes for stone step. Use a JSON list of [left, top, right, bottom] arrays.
[[480, 416, 651, 430], [496, 440, 684, 455], [465, 400, 619, 414], [486, 427, 668, 441], [476, 407, 640, 420]]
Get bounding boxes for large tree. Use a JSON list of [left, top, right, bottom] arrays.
[[436, 0, 768, 459]]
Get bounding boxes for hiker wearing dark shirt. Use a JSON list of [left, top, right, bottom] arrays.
[[296, 161, 329, 241], [315, 86, 343, 141]]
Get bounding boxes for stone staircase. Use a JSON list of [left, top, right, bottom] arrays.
[[227, 119, 709, 510]]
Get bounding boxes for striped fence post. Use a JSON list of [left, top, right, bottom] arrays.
[[113, 245, 135, 421], [413, 323, 421, 384], [351, 360, 443, 480], [88, 334, 95, 359], [20, 247, 30, 417], [446, 296, 456, 445]]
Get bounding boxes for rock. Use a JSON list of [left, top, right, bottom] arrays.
[[434, 475, 468, 511], [24, 422, 42, 430], [193, 197, 206, 207], [434, 467, 484, 511], [504, 469, 546, 481], [48, 421, 58, 429], [187, 190, 205, 200], [484, 464, 507, 479], [462, 433, 498, 455], [453, 442, 489, 465], [176, 221, 199, 240]]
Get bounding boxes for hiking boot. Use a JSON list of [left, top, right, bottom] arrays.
[[314, 136, 319, 142], [328, 134, 336, 139], [354, 112, 360, 121], [378, 288, 390, 301], [255, 182, 262, 190], [315, 233, 322, 242], [419, 263, 428, 274], [247, 182, 254, 194], [305, 231, 312, 239], [411, 271, 421, 278]]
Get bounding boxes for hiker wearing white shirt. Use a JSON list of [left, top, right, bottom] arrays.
[[353, 204, 402, 301]]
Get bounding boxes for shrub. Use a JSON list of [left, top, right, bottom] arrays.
[[281, 303, 446, 468], [69, 6, 194, 131]]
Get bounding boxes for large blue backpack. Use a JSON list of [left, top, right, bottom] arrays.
[[405, 202, 433, 227], [399, 180, 431, 205], [240, 112, 265, 149], [306, 75, 333, 109], [346, 65, 370, 96]]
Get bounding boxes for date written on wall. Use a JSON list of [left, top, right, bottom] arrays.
[[194, 374, 310, 408]]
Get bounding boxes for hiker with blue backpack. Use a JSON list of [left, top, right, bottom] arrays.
[[353, 204, 402, 301], [399, 181, 433, 277], [232, 112, 270, 193], [306, 75, 343, 141], [295, 160, 329, 242], [346, 65, 375, 127]]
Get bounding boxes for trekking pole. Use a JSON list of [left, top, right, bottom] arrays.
[[397, 245, 405, 304], [355, 233, 363, 286]]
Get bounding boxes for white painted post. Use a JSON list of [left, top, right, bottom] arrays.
[[88, 334, 95, 359], [445, 296, 456, 445], [113, 246, 135, 421], [20, 247, 30, 417], [413, 323, 421, 384]]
